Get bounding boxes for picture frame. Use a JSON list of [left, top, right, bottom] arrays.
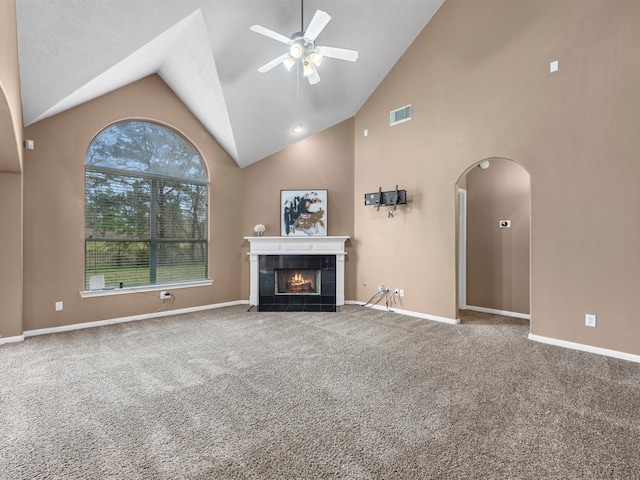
[[281, 189, 328, 236]]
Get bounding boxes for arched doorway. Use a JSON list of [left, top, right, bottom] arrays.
[[456, 158, 531, 320]]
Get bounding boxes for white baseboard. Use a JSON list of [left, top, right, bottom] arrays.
[[23, 300, 250, 339], [464, 305, 531, 320], [344, 300, 459, 325], [0, 335, 25, 345], [528, 333, 640, 364]]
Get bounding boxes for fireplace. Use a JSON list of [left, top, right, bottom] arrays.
[[259, 255, 336, 312], [245, 236, 348, 312], [276, 269, 321, 295]]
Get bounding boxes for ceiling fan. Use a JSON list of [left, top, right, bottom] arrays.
[[250, 3, 359, 85]]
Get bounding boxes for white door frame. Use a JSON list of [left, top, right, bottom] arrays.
[[457, 187, 467, 310]]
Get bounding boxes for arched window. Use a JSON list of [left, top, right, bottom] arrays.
[[85, 120, 208, 289]]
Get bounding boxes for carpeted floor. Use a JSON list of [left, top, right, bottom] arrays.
[[0, 305, 639, 479]]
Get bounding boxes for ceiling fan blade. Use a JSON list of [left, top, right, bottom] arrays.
[[258, 53, 291, 73], [303, 10, 331, 41], [308, 68, 321, 85], [250, 25, 293, 45], [317, 46, 359, 62]]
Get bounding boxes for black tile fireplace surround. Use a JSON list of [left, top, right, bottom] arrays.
[[258, 254, 336, 312]]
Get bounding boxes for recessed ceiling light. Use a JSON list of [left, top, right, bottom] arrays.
[[292, 124, 303, 134]]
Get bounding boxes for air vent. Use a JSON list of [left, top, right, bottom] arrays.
[[390, 104, 412, 126]]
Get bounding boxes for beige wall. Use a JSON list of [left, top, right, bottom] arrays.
[[465, 159, 530, 314], [355, 0, 640, 354], [0, 173, 23, 338], [0, 0, 23, 174], [0, 0, 23, 339], [23, 75, 242, 331], [240, 118, 355, 300]]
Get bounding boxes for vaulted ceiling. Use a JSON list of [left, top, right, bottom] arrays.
[[16, 0, 444, 167]]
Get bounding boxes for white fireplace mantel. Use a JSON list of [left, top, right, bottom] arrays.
[[245, 236, 349, 307]]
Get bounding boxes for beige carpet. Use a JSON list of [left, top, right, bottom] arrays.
[[0, 305, 639, 479]]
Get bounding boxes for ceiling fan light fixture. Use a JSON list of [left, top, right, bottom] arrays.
[[302, 61, 314, 77], [309, 50, 323, 67], [283, 56, 296, 71], [289, 41, 304, 59]]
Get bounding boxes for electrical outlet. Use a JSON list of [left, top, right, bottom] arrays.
[[160, 291, 171, 299], [394, 288, 400, 296], [585, 314, 596, 327]]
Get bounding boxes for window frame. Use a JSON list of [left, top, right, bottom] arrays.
[[82, 120, 210, 295]]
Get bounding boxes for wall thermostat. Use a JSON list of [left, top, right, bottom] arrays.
[[499, 220, 511, 228]]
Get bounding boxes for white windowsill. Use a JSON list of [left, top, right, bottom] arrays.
[[80, 279, 213, 298]]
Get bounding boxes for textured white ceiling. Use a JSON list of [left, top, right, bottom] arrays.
[[16, 0, 444, 167]]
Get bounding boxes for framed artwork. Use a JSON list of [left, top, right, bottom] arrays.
[[281, 189, 328, 236]]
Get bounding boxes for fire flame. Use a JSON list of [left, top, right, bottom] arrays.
[[290, 272, 313, 288]]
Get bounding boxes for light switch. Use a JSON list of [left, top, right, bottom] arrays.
[[550, 60, 559, 73]]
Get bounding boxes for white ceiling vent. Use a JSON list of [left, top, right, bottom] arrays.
[[390, 104, 412, 126]]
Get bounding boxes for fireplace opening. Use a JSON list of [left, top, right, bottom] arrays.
[[258, 254, 336, 312], [275, 269, 321, 295]]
